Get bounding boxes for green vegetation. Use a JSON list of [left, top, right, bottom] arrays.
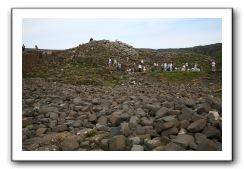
[[148, 71, 210, 81], [24, 61, 128, 86]]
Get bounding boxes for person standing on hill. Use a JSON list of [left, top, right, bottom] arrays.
[[108, 58, 112, 67], [211, 60, 216, 72], [113, 59, 117, 67], [22, 44, 25, 51], [138, 64, 142, 72], [164, 63, 167, 71]]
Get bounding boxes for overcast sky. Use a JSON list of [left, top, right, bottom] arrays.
[[22, 18, 222, 49]]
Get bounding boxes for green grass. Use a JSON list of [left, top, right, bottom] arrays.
[[24, 61, 127, 86], [148, 71, 209, 81]]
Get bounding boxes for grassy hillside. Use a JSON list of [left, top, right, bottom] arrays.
[[23, 40, 222, 86]]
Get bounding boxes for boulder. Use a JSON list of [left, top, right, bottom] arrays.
[[22, 117, 33, 128], [202, 126, 221, 139], [39, 106, 58, 114], [36, 128, 47, 136], [120, 122, 131, 137], [178, 107, 194, 121], [172, 134, 196, 149], [184, 99, 197, 107], [109, 111, 122, 126], [161, 127, 178, 137], [88, 113, 97, 122], [109, 135, 126, 151], [72, 120, 82, 128], [52, 124, 68, 132], [131, 145, 144, 151], [196, 103, 211, 114], [129, 116, 139, 128], [187, 119, 207, 132], [135, 108, 147, 117], [60, 137, 79, 151], [195, 133, 221, 151], [110, 126, 122, 136], [97, 116, 108, 125], [144, 138, 162, 150], [140, 117, 154, 126], [164, 142, 185, 151], [155, 107, 170, 118]]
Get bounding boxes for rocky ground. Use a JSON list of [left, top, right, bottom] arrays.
[[22, 76, 222, 151]]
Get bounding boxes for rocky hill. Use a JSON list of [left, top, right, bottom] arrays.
[[22, 40, 222, 151]]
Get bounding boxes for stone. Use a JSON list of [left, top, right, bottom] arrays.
[[135, 125, 146, 135], [209, 111, 221, 120], [180, 120, 190, 129], [73, 97, 83, 105], [161, 127, 178, 136], [100, 139, 109, 150], [80, 140, 90, 149], [164, 142, 185, 151], [144, 126, 159, 137], [109, 135, 126, 151], [160, 136, 171, 145], [161, 115, 176, 122], [50, 112, 59, 120], [120, 113, 130, 121], [120, 122, 131, 137], [97, 116, 108, 125], [96, 124, 109, 131], [155, 107, 170, 118], [140, 117, 154, 126], [68, 111, 77, 119], [110, 126, 122, 136], [93, 105, 103, 112], [131, 145, 144, 151], [144, 104, 161, 116], [184, 99, 197, 107], [36, 128, 47, 136], [60, 137, 79, 151], [178, 107, 194, 121], [72, 120, 82, 128], [88, 113, 97, 122], [22, 117, 33, 128], [172, 134, 196, 149], [92, 98, 100, 105], [128, 137, 141, 145], [48, 120, 57, 129], [144, 138, 162, 150], [39, 106, 58, 114], [178, 128, 187, 135], [162, 101, 174, 108], [196, 103, 211, 114], [191, 113, 207, 121], [135, 108, 147, 117], [168, 110, 181, 115], [187, 119, 207, 132], [195, 133, 221, 151], [52, 124, 68, 132], [202, 126, 221, 139], [207, 96, 222, 112], [155, 121, 174, 133], [152, 146, 165, 151], [129, 116, 139, 128], [109, 111, 122, 126]]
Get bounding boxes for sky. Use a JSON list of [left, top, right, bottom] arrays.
[[22, 18, 222, 49]]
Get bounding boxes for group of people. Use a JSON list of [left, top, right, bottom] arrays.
[[108, 57, 217, 74], [108, 58, 147, 74]]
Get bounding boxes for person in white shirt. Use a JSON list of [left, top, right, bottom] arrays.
[[108, 58, 112, 67], [211, 60, 216, 72], [138, 64, 142, 72], [164, 63, 167, 71]]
